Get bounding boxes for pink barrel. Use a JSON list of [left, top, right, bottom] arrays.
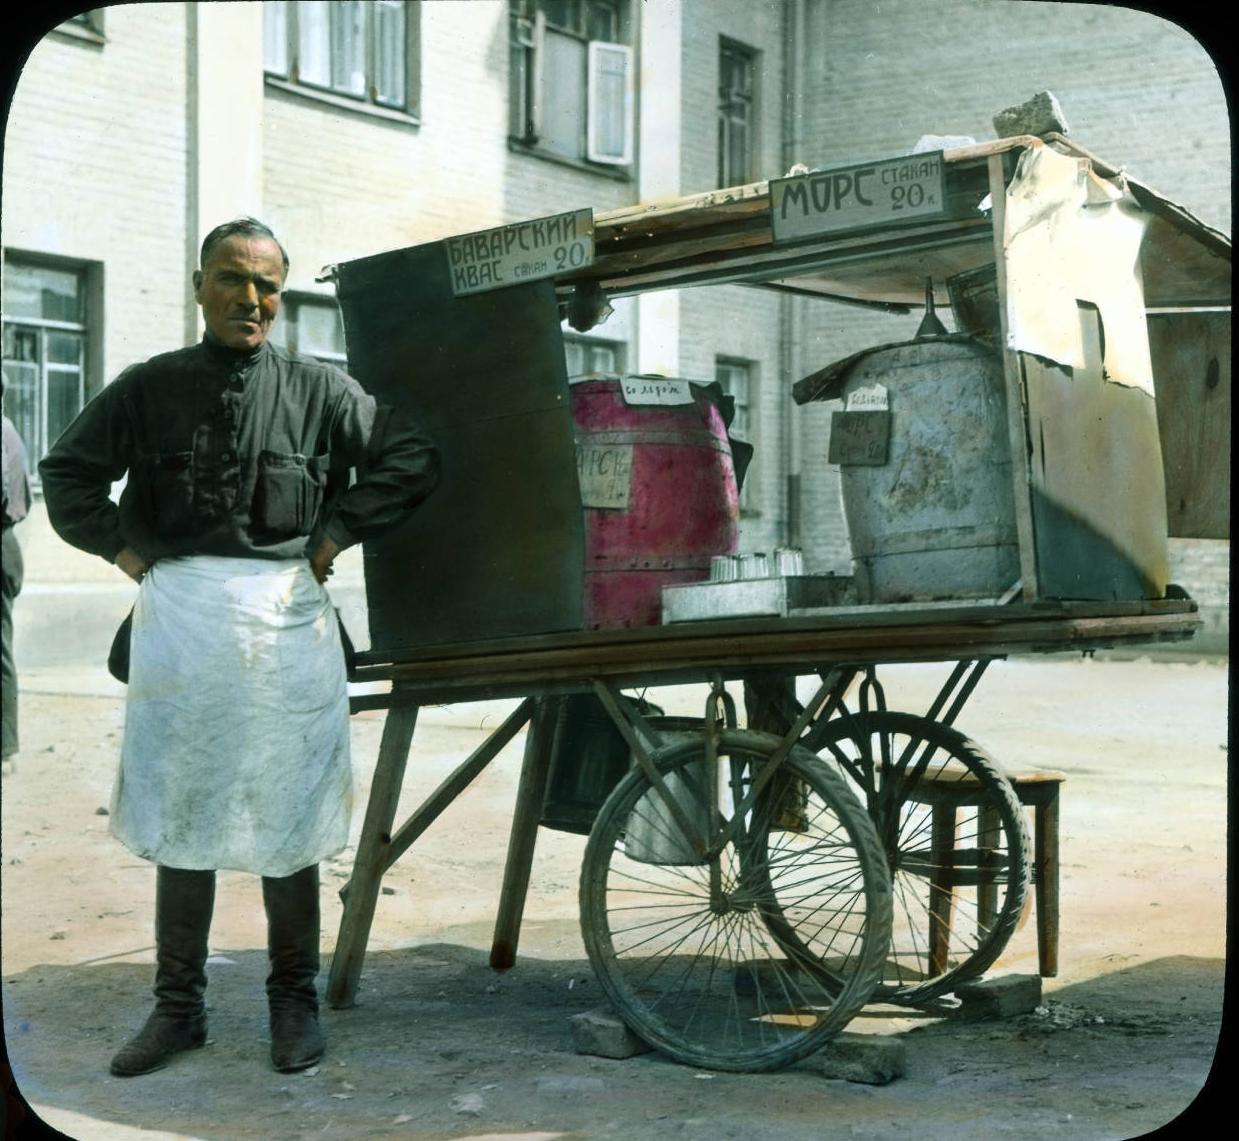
[[571, 377, 741, 629]]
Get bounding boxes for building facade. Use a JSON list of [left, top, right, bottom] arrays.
[[2, 1, 1229, 659]]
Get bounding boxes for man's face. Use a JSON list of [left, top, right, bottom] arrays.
[[193, 235, 285, 351]]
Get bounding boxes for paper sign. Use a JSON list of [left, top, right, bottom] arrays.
[[446, 208, 594, 296], [577, 443, 633, 509], [828, 410, 890, 466], [845, 383, 889, 411], [620, 376, 694, 405], [771, 153, 947, 243]]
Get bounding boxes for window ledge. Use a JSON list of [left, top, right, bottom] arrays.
[[507, 139, 631, 183], [50, 22, 106, 48], [264, 75, 420, 128]]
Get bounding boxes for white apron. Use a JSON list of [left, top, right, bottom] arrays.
[[112, 556, 352, 878]]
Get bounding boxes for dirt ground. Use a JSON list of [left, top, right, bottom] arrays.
[[1, 653, 1229, 1141]]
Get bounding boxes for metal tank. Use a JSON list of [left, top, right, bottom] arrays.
[[826, 335, 1020, 603]]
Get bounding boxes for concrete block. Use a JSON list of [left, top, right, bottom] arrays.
[[818, 1033, 905, 1085], [992, 90, 1070, 138], [952, 973, 1042, 1020], [569, 1008, 652, 1059]]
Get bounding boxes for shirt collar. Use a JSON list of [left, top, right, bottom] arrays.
[[202, 332, 270, 370]]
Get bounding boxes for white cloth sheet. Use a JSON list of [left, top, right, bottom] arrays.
[[112, 556, 351, 877]]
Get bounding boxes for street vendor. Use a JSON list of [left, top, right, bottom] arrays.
[[38, 218, 440, 1078]]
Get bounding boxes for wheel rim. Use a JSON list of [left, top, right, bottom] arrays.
[[813, 711, 1031, 1003], [580, 730, 891, 1071]]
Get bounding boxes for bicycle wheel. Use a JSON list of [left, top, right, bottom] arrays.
[[807, 711, 1030, 1004], [579, 729, 892, 1072]]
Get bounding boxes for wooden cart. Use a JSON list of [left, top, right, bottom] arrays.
[[321, 131, 1226, 1071]]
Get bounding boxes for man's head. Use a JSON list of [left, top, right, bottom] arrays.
[[194, 218, 289, 352]]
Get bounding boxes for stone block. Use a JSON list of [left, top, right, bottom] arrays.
[[569, 1008, 652, 1059], [992, 90, 1070, 138], [817, 1033, 905, 1085], [953, 973, 1043, 1019]]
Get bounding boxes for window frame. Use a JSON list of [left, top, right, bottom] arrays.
[[509, 0, 634, 177], [273, 292, 348, 367], [264, 1, 421, 123], [563, 332, 626, 379], [2, 255, 97, 473], [718, 37, 757, 190]]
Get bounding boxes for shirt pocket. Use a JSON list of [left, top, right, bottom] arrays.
[[135, 451, 196, 537], [252, 450, 328, 540]]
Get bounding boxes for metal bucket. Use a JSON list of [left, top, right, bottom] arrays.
[[571, 377, 741, 629], [624, 716, 711, 866], [541, 694, 662, 835], [834, 337, 1020, 603]]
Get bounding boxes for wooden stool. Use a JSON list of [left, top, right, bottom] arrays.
[[918, 768, 1065, 977]]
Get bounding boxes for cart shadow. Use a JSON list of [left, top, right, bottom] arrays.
[[2, 947, 1225, 1140]]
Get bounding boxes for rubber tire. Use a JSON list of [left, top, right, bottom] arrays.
[[579, 729, 892, 1072], [808, 711, 1031, 1004]]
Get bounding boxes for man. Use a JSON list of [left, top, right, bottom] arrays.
[[2, 404, 32, 776], [38, 218, 440, 1077]]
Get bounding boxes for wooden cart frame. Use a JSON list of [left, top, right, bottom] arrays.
[[322, 131, 1225, 1069]]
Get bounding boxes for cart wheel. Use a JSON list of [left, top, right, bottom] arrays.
[[579, 729, 892, 1072], [805, 711, 1031, 1004]]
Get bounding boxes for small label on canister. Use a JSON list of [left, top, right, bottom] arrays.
[[620, 376, 694, 406], [576, 442, 634, 509], [845, 383, 889, 411]]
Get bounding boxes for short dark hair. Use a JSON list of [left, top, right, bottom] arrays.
[[199, 217, 290, 277]]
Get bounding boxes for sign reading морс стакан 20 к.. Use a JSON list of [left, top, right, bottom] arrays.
[[770, 153, 947, 243], [446, 208, 594, 296]]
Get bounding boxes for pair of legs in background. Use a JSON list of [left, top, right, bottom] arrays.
[[111, 862, 325, 1076]]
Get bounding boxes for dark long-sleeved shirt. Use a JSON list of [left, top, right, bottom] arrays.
[[39, 336, 440, 563]]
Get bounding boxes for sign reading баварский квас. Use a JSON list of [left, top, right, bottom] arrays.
[[446, 208, 594, 296]]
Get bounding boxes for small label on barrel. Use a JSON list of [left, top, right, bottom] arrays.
[[620, 376, 694, 406], [577, 443, 634, 509], [829, 410, 891, 465]]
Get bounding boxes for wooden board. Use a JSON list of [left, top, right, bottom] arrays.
[[333, 242, 586, 650]]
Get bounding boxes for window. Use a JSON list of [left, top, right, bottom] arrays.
[[264, 1, 418, 115], [564, 334, 625, 378], [510, 0, 633, 168], [715, 356, 754, 509], [718, 39, 756, 188], [273, 295, 347, 366], [2, 259, 90, 467]]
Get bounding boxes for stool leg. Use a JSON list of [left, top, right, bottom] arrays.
[[928, 801, 955, 978], [1035, 789, 1060, 977], [976, 802, 1000, 941]]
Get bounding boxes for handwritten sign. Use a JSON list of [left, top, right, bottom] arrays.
[[846, 383, 889, 411], [829, 410, 890, 466], [771, 153, 946, 243], [620, 376, 694, 406], [577, 442, 633, 509], [446, 208, 594, 296]]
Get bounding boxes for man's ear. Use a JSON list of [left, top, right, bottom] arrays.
[[192, 269, 203, 300]]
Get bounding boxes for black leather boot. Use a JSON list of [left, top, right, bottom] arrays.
[[262, 864, 325, 1072], [110, 866, 215, 1077]]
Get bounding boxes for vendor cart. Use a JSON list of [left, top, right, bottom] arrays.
[[319, 130, 1227, 1073]]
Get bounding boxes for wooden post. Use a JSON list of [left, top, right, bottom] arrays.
[[988, 150, 1040, 602], [327, 699, 420, 1009], [489, 694, 563, 972]]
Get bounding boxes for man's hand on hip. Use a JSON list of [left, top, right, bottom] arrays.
[[308, 534, 341, 584], [115, 546, 152, 583]]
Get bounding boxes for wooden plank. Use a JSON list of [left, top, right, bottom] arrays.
[[381, 698, 535, 874], [345, 607, 1198, 708], [490, 695, 563, 972], [327, 701, 420, 1009], [988, 152, 1040, 602]]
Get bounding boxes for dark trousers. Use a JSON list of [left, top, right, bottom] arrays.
[[2, 526, 22, 759]]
